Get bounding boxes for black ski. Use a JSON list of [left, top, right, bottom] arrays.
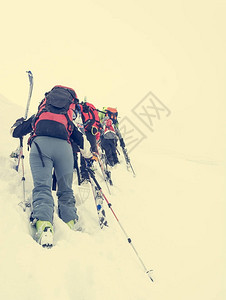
[[114, 126, 136, 177], [97, 145, 113, 191], [121, 147, 136, 177]]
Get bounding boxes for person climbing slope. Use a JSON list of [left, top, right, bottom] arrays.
[[11, 85, 94, 247]]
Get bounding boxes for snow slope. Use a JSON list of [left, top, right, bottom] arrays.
[[0, 95, 225, 300]]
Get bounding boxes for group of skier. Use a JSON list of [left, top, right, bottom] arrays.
[[76, 101, 124, 183], [11, 85, 126, 247]]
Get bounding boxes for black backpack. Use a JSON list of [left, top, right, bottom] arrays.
[[32, 85, 79, 142]]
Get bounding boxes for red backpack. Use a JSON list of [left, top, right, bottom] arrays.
[[105, 107, 118, 125], [80, 102, 100, 131], [32, 85, 78, 142]]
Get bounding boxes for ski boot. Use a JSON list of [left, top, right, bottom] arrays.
[[35, 220, 54, 248], [67, 219, 83, 231]]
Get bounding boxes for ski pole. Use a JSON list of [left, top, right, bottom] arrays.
[[18, 71, 34, 211], [18, 137, 31, 211], [87, 167, 153, 282], [16, 71, 34, 171]]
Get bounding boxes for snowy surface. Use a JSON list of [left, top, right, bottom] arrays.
[[0, 93, 225, 300]]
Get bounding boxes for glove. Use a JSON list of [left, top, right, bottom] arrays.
[[11, 117, 25, 128], [10, 117, 25, 137], [119, 138, 125, 148]]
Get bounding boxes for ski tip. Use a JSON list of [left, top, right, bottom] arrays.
[[42, 243, 53, 249]]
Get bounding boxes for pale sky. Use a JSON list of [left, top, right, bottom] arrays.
[[1, 0, 225, 159]]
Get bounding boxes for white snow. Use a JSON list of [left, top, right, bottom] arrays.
[[0, 94, 225, 300]]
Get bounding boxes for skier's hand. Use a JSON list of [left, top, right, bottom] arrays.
[[11, 117, 25, 128], [10, 117, 25, 136]]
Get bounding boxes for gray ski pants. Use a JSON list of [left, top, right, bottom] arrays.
[[29, 136, 78, 224]]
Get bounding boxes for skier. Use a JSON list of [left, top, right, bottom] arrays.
[[11, 85, 95, 247], [98, 107, 119, 167], [77, 101, 100, 183]]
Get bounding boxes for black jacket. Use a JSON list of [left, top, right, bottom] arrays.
[[12, 115, 85, 150]]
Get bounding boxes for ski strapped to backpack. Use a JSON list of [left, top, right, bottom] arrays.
[[24, 71, 34, 120], [31, 85, 79, 143]]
